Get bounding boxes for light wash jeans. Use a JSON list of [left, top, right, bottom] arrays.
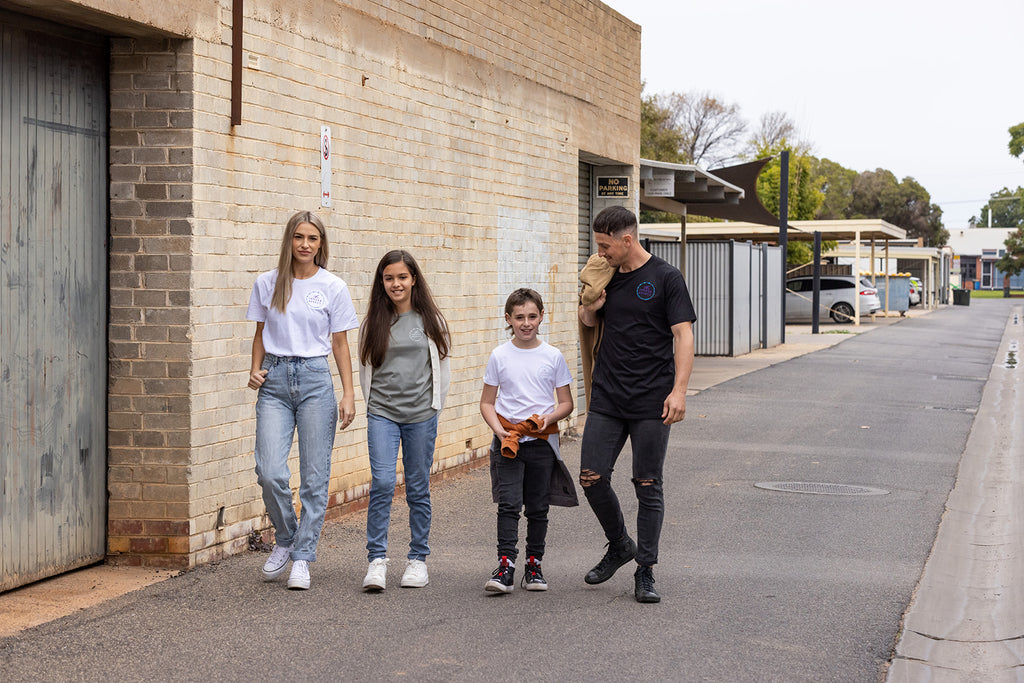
[[254, 354, 337, 563], [365, 412, 438, 562]]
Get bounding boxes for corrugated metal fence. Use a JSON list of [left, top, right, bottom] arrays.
[[1, 12, 109, 591], [648, 240, 783, 356]]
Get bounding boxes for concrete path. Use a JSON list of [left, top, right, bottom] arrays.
[[2, 301, 1019, 682]]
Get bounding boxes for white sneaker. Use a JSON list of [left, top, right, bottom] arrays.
[[287, 559, 310, 590], [362, 558, 389, 591], [400, 559, 429, 588], [261, 544, 292, 581]]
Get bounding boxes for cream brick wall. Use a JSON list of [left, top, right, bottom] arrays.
[[177, 0, 639, 566], [51, 0, 640, 566]]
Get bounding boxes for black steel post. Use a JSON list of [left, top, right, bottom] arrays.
[[812, 231, 822, 334], [779, 150, 789, 343]]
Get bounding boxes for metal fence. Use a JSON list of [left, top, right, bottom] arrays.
[[648, 240, 783, 356]]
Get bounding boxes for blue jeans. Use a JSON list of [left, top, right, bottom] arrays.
[[580, 411, 672, 567], [254, 354, 337, 563], [366, 412, 438, 561]]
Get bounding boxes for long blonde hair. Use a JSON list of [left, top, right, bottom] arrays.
[[271, 211, 329, 313]]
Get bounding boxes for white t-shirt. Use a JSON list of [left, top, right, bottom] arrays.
[[483, 340, 573, 424], [246, 268, 358, 357]]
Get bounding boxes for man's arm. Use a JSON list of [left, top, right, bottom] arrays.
[[661, 320, 694, 425], [578, 289, 606, 328]]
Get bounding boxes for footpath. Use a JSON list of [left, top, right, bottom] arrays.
[[2, 301, 1021, 682]]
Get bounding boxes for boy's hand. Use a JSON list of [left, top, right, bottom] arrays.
[[494, 427, 510, 440]]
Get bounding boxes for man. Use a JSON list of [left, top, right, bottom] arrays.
[[577, 205, 696, 603]]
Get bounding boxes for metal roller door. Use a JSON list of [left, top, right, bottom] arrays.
[[1, 11, 108, 591]]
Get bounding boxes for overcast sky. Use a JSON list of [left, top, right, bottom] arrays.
[[600, 0, 1024, 229]]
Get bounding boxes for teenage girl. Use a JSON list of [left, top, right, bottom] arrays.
[[246, 210, 358, 590], [358, 250, 451, 591]]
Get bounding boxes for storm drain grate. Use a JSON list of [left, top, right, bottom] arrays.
[[755, 481, 889, 496]]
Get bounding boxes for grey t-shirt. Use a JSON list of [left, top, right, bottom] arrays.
[[367, 311, 435, 423]]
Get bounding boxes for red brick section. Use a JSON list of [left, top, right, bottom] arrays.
[[107, 37, 194, 568]]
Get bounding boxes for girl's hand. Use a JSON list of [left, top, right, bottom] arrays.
[[339, 394, 356, 430], [248, 369, 268, 390]]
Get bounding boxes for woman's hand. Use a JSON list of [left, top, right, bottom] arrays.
[[339, 394, 356, 430], [248, 369, 268, 390]]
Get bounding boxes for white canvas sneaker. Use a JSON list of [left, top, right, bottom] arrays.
[[261, 544, 292, 581], [362, 558, 389, 591], [287, 559, 311, 590], [400, 559, 429, 588]]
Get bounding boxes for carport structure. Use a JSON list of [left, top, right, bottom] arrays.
[[640, 219, 909, 326], [825, 242, 951, 308]]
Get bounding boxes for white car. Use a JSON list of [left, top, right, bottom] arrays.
[[909, 277, 922, 306], [786, 275, 882, 324]]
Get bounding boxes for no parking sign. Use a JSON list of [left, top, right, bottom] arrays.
[[321, 125, 331, 207]]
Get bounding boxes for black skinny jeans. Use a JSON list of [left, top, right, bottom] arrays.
[[579, 411, 671, 567], [492, 437, 555, 562]]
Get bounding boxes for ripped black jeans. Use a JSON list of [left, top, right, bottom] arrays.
[[579, 411, 671, 567]]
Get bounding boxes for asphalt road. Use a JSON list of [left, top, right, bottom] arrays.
[[0, 299, 1016, 682]]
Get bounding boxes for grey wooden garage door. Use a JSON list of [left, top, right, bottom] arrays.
[[1, 11, 108, 591]]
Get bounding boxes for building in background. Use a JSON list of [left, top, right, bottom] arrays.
[[947, 228, 1024, 290]]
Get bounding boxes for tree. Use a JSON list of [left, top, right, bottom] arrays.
[[810, 158, 858, 220], [747, 136, 825, 265], [661, 90, 747, 167], [972, 187, 1024, 228], [996, 226, 1024, 294], [1010, 122, 1024, 159], [813, 166, 947, 246], [745, 111, 798, 157], [640, 85, 686, 164]]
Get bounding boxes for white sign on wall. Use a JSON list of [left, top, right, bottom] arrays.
[[645, 173, 675, 197], [320, 125, 331, 207]]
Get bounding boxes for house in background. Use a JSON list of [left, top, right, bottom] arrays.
[[947, 228, 1024, 290]]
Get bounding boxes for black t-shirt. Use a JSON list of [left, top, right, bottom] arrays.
[[590, 255, 697, 419]]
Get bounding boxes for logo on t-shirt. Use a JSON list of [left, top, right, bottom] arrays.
[[305, 289, 328, 309], [409, 327, 425, 342], [636, 281, 656, 301]]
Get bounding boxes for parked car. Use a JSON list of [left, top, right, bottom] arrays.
[[909, 277, 922, 306], [785, 275, 882, 324]]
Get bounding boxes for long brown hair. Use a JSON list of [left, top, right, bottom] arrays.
[[270, 211, 329, 313], [359, 250, 450, 368]]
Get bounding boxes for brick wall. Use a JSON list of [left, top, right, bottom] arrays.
[[107, 37, 195, 567], [93, 0, 640, 566]]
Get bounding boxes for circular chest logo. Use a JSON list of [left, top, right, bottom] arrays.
[[636, 282, 656, 301], [305, 289, 327, 309], [409, 327, 425, 342]]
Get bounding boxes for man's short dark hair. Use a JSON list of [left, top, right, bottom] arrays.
[[593, 205, 637, 236]]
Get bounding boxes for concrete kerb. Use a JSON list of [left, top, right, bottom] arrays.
[[0, 305, 938, 637]]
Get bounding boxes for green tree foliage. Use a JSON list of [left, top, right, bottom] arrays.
[[811, 158, 858, 220], [972, 187, 1024, 228], [744, 133, 826, 265], [810, 164, 947, 246], [1009, 122, 1024, 159], [641, 86, 686, 164]]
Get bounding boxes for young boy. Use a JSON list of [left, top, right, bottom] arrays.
[[480, 288, 576, 593]]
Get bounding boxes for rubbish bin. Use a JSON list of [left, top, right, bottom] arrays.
[[874, 276, 910, 314], [953, 288, 971, 306]]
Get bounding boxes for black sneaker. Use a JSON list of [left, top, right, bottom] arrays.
[[521, 556, 548, 591], [634, 565, 660, 603], [584, 535, 636, 584], [485, 556, 514, 593]]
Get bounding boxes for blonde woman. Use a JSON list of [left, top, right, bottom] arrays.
[[246, 211, 358, 590]]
